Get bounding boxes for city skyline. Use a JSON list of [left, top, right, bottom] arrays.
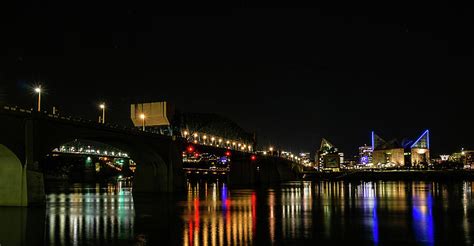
[[2, 5, 474, 246], [1, 6, 473, 155]]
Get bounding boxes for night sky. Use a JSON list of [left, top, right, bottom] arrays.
[[1, 6, 473, 156]]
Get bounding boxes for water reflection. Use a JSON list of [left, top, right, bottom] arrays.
[[1, 181, 474, 245], [182, 182, 256, 246], [45, 182, 134, 245]]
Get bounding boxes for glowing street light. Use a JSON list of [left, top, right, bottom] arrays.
[[34, 86, 42, 112], [140, 113, 146, 131], [183, 130, 188, 137], [99, 103, 106, 123]]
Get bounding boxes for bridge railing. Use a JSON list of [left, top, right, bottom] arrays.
[[2, 106, 259, 152], [0, 105, 189, 142]]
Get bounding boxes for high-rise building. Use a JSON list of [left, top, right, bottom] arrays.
[[358, 144, 373, 165]]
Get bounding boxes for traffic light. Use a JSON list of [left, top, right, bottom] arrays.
[[250, 155, 257, 161]]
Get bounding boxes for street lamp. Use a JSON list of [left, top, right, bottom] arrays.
[[99, 103, 106, 123], [140, 113, 146, 131], [34, 86, 42, 112]]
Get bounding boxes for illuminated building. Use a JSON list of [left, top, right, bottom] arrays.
[[358, 144, 373, 165], [371, 130, 430, 167], [315, 138, 341, 171], [409, 130, 430, 166], [298, 152, 311, 166], [450, 149, 474, 168]]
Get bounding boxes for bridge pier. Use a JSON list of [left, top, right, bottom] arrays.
[[132, 144, 184, 194], [0, 144, 44, 206], [228, 156, 297, 186], [0, 110, 186, 206], [228, 159, 257, 185]]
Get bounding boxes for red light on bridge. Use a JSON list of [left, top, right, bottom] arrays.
[[187, 146, 194, 153], [225, 151, 231, 157], [250, 155, 257, 161], [194, 152, 200, 158]]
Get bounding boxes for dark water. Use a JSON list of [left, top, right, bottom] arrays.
[[1, 181, 474, 245]]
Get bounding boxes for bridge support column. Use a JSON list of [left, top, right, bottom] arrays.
[[133, 159, 171, 193], [0, 148, 45, 206], [0, 144, 28, 206], [132, 144, 184, 194], [228, 159, 257, 186], [228, 157, 297, 186], [24, 119, 45, 205]]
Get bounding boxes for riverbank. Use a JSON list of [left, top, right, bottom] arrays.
[[301, 170, 474, 181]]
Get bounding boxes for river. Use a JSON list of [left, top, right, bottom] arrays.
[[1, 180, 473, 245]]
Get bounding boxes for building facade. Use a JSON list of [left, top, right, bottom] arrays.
[[371, 130, 430, 167]]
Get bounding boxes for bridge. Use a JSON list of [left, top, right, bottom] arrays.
[[0, 106, 297, 206]]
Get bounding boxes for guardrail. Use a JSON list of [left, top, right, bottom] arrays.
[[1, 105, 168, 137], [1, 105, 258, 153]]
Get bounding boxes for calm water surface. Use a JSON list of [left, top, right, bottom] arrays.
[[1, 181, 474, 245]]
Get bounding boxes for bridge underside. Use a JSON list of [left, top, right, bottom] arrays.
[[0, 111, 186, 206], [0, 110, 297, 207]]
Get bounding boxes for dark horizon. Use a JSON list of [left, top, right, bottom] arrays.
[[1, 6, 473, 156]]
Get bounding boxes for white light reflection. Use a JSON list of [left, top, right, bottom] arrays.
[[45, 183, 134, 245]]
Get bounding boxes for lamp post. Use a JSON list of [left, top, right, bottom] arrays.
[[140, 113, 146, 131], [34, 86, 42, 112], [99, 103, 106, 124]]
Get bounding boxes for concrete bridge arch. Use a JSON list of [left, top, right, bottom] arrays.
[[0, 111, 184, 206]]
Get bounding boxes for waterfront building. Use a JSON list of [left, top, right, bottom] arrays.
[[299, 152, 311, 166], [315, 138, 342, 171], [358, 144, 373, 165], [371, 130, 430, 167], [450, 149, 474, 168]]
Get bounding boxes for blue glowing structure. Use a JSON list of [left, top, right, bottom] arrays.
[[371, 131, 375, 151], [371, 131, 387, 150], [410, 130, 430, 149]]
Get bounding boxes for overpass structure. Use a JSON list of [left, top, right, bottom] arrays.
[[0, 106, 297, 206]]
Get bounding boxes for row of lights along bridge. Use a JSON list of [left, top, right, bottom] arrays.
[[31, 85, 303, 163]]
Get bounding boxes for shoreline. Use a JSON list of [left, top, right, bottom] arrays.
[[300, 170, 474, 181]]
